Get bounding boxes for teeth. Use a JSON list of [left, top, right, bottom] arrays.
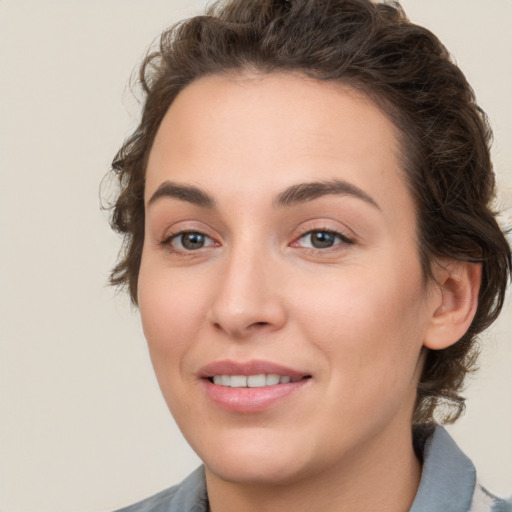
[[230, 375, 247, 388], [247, 374, 266, 387], [211, 374, 299, 388], [266, 374, 280, 386]]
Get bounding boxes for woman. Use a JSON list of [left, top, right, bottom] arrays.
[[108, 0, 511, 510]]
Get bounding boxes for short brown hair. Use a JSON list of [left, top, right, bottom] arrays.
[[108, 0, 511, 424]]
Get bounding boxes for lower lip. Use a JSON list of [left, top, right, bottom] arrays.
[[201, 378, 310, 413]]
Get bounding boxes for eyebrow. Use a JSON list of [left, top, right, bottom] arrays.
[[273, 179, 380, 210], [147, 178, 379, 210], [148, 181, 216, 208]]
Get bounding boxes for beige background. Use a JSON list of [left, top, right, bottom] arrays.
[[0, 1, 511, 511]]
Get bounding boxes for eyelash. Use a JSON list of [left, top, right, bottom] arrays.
[[293, 227, 354, 252], [159, 231, 217, 255], [159, 227, 354, 255]]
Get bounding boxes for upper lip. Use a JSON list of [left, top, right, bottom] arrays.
[[198, 360, 309, 379]]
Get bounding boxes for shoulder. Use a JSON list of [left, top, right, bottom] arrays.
[[114, 466, 208, 512], [470, 484, 512, 512], [411, 426, 511, 512]]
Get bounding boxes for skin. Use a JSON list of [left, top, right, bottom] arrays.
[[138, 73, 480, 512]]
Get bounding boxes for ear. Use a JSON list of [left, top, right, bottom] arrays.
[[423, 260, 482, 350]]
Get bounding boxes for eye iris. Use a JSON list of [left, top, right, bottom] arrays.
[[311, 231, 335, 248], [181, 233, 205, 250]]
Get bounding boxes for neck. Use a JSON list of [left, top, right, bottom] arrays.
[[205, 421, 422, 512]]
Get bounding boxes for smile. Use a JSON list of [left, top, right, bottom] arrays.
[[210, 374, 300, 388], [199, 360, 311, 412]]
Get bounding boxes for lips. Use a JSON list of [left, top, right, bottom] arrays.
[[198, 360, 311, 413]]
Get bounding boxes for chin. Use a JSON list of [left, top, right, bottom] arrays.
[[206, 453, 308, 486], [194, 428, 315, 486]]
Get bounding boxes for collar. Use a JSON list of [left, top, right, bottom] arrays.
[[410, 425, 476, 512]]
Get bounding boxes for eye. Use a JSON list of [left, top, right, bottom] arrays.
[[295, 229, 352, 249], [164, 231, 216, 251]]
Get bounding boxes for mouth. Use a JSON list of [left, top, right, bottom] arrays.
[[208, 374, 307, 388], [198, 360, 312, 412]]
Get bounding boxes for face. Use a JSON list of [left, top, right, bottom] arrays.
[[138, 73, 438, 486]]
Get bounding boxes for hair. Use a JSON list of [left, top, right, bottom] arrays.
[[107, 0, 511, 425]]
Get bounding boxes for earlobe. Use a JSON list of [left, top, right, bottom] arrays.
[[423, 260, 482, 350]]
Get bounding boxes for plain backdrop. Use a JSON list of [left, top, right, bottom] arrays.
[[1, 1, 511, 511]]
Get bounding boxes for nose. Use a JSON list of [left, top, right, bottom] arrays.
[[208, 243, 287, 339]]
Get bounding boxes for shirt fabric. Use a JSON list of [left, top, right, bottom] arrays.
[[115, 426, 511, 512]]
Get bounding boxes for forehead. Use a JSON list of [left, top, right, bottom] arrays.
[[145, 72, 412, 225]]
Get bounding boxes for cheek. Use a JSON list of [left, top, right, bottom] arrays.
[[137, 261, 215, 420], [291, 258, 428, 387], [137, 260, 208, 362]]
